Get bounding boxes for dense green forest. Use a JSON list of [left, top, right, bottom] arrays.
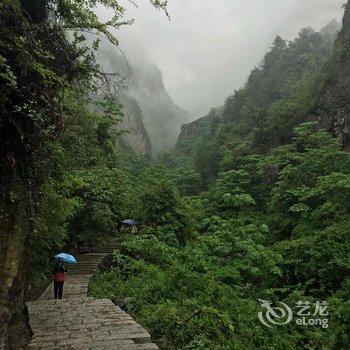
[[1, 1, 350, 349], [89, 16, 350, 349]]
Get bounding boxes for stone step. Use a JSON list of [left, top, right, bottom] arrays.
[[78, 253, 107, 257], [93, 249, 117, 253], [74, 259, 105, 264], [68, 270, 97, 272], [73, 263, 104, 266], [94, 249, 117, 253], [27, 252, 158, 349], [71, 262, 103, 266]]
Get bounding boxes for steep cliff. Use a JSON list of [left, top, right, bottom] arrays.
[[176, 108, 222, 154], [98, 42, 190, 156], [178, 115, 212, 146], [127, 62, 190, 155], [118, 95, 152, 157], [316, 4, 350, 149], [97, 45, 152, 157]]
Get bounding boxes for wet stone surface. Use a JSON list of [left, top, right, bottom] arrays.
[[27, 253, 158, 350]]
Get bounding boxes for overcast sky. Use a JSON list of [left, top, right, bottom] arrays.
[[99, 0, 344, 118]]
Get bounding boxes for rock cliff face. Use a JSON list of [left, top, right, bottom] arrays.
[[176, 108, 222, 153], [98, 44, 189, 157], [118, 95, 152, 157], [97, 45, 153, 157], [316, 4, 350, 149], [177, 115, 213, 147], [127, 62, 190, 155], [0, 181, 30, 350]]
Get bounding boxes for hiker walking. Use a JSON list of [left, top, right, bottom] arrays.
[[52, 252, 77, 299], [53, 261, 67, 299]]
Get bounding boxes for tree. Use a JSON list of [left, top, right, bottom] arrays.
[[0, 1, 167, 347]]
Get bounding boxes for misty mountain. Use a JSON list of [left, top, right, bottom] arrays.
[[176, 20, 341, 158], [127, 61, 190, 155], [98, 43, 190, 156], [118, 94, 152, 157]]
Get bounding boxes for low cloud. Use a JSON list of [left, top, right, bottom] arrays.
[[98, 0, 344, 118]]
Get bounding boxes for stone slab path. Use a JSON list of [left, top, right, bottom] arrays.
[[27, 253, 158, 350]]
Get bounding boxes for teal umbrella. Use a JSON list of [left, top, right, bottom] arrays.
[[54, 253, 77, 264]]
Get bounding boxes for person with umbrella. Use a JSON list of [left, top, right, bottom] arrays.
[[53, 253, 77, 299], [53, 260, 67, 299], [121, 219, 139, 234]]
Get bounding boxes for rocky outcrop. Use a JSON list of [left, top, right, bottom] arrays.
[[316, 2, 350, 149], [98, 43, 190, 156], [177, 115, 213, 146], [0, 181, 30, 349], [127, 63, 190, 155], [118, 95, 152, 157], [176, 108, 222, 154]]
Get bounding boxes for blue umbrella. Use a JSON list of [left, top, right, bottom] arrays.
[[122, 219, 138, 226], [54, 253, 77, 264]]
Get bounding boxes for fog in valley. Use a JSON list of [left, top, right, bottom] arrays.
[[98, 0, 344, 120]]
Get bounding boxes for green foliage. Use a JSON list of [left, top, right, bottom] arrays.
[[140, 181, 193, 245], [86, 16, 350, 349], [3, 1, 349, 349], [90, 122, 350, 349], [28, 181, 79, 288], [61, 167, 131, 243], [173, 22, 339, 188], [161, 153, 203, 195], [0, 0, 168, 177]]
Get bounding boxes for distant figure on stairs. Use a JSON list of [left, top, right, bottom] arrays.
[[121, 219, 139, 234], [53, 261, 67, 299]]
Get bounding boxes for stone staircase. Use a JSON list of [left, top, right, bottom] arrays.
[[68, 253, 107, 275], [26, 251, 158, 350]]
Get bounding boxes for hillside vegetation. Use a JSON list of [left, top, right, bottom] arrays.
[[90, 13, 350, 350], [0, 1, 350, 349]]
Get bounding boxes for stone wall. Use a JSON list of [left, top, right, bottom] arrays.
[[0, 181, 29, 349]]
